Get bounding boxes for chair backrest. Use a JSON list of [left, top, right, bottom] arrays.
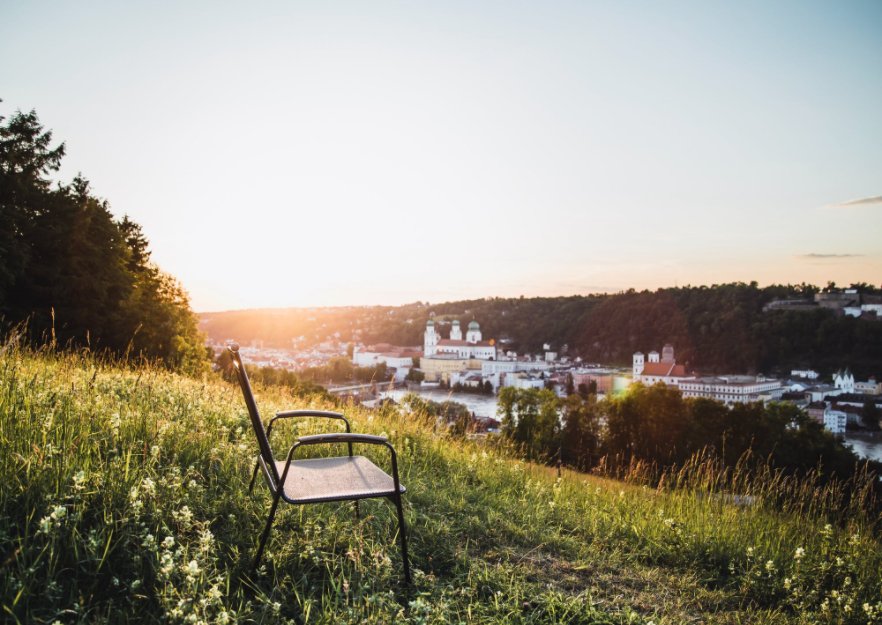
[[228, 344, 280, 485]]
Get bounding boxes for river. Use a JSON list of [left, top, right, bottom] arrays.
[[381, 389, 882, 462]]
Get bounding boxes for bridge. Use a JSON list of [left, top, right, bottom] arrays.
[[325, 381, 396, 395]]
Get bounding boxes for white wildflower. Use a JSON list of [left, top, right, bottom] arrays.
[[794, 547, 804, 560], [72, 470, 87, 490], [162, 535, 175, 549]]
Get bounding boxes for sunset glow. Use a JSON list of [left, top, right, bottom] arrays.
[[3, 1, 880, 310]]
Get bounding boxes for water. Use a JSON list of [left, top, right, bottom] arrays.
[[380, 389, 500, 419], [381, 389, 882, 463], [843, 433, 882, 463]]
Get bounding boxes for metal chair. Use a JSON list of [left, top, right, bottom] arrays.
[[227, 344, 411, 584]]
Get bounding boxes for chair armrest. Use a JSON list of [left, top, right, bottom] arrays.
[[280, 433, 403, 496], [297, 433, 388, 446], [269, 410, 351, 432]]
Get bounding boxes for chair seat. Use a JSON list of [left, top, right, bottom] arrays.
[[274, 455, 405, 504]]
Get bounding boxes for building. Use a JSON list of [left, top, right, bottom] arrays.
[[678, 376, 785, 406], [833, 369, 855, 393], [424, 319, 496, 360], [632, 345, 691, 386], [823, 406, 847, 434], [351, 344, 421, 382], [419, 353, 472, 382], [855, 377, 881, 395]]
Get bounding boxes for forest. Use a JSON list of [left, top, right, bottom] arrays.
[[201, 283, 882, 377], [498, 383, 878, 487], [0, 106, 209, 373]]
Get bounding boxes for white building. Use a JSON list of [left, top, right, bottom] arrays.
[[833, 369, 855, 393], [352, 344, 421, 382], [632, 345, 692, 386], [791, 369, 820, 380], [678, 376, 785, 406], [823, 406, 847, 434], [424, 319, 496, 360]]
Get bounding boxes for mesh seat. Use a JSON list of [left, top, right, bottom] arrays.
[[275, 455, 406, 503]]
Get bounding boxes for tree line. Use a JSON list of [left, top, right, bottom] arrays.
[[499, 384, 874, 483], [0, 105, 208, 373], [200, 283, 882, 378]]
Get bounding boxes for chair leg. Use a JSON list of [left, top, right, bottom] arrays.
[[253, 492, 282, 570], [393, 493, 411, 585], [248, 460, 260, 494]]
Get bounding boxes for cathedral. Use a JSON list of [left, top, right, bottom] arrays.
[[424, 319, 496, 360]]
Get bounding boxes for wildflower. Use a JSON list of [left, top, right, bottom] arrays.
[[160, 552, 174, 574], [783, 577, 792, 590], [185, 559, 200, 576], [198, 528, 214, 552], [162, 536, 175, 549], [765, 560, 775, 573], [746, 547, 754, 557], [173, 505, 193, 525], [150, 445, 160, 458], [217, 612, 230, 625], [272, 601, 281, 613], [142, 534, 156, 548], [141, 477, 156, 496], [72, 470, 87, 490], [794, 547, 804, 560], [208, 586, 223, 600]]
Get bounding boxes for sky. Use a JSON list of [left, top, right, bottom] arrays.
[[2, 0, 881, 311]]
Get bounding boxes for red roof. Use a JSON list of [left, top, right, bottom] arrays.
[[438, 339, 494, 348], [641, 362, 688, 377]]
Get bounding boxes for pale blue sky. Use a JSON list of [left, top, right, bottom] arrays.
[[2, 1, 880, 310]]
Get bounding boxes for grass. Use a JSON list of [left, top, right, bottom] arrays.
[[1, 344, 882, 624]]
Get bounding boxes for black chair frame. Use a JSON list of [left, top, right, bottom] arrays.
[[228, 344, 410, 584]]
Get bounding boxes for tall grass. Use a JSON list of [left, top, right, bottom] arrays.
[[1, 342, 882, 624]]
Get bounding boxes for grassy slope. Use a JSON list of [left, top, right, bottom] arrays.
[[1, 349, 881, 624]]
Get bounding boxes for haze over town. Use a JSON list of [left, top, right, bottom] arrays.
[[2, 1, 881, 311]]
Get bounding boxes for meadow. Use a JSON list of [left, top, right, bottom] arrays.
[[2, 344, 882, 624]]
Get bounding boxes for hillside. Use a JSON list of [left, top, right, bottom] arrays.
[[200, 283, 882, 377], [2, 347, 882, 624]]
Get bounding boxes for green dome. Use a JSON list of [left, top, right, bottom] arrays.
[[468, 321, 480, 330], [426, 319, 434, 326]]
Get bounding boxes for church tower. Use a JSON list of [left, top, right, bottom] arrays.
[[450, 319, 462, 341], [424, 319, 438, 356], [466, 320, 482, 344], [633, 352, 645, 376]]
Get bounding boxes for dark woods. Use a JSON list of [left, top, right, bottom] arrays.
[[0, 106, 208, 373], [499, 384, 878, 498]]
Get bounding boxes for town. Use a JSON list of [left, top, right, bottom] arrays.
[[209, 308, 882, 437]]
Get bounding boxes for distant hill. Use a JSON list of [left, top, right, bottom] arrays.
[[200, 282, 882, 377]]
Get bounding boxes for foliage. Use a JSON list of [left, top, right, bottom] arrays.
[[0, 105, 208, 374], [498, 384, 876, 491], [3, 346, 882, 623]]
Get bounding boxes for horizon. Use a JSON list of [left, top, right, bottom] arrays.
[[194, 278, 863, 314], [3, 1, 881, 311]]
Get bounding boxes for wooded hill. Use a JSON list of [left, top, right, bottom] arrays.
[[201, 283, 882, 377], [0, 105, 208, 373]]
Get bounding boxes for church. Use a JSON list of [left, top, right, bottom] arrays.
[[424, 319, 496, 360]]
